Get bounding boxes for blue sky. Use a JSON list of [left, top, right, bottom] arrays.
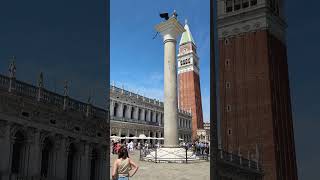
[[0, 0, 107, 108], [0, 0, 319, 179], [110, 0, 210, 122]]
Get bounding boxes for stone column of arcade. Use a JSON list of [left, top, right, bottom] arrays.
[[155, 16, 185, 147]]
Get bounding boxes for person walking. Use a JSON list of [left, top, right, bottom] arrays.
[[112, 147, 139, 180]]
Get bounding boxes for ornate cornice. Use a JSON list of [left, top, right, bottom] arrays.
[[217, 7, 287, 43]]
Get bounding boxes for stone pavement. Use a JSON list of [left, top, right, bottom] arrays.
[[110, 150, 210, 180]]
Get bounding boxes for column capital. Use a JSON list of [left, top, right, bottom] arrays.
[[155, 17, 185, 42]]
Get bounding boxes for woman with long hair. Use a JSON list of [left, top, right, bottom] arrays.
[[112, 147, 139, 180]]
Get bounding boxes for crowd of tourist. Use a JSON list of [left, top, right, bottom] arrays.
[[181, 141, 210, 156], [111, 140, 209, 156], [111, 140, 161, 155]]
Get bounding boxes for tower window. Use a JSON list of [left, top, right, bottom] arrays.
[[181, 58, 191, 66], [234, 0, 241, 11], [242, 0, 249, 8], [250, 0, 257, 6], [228, 129, 232, 135], [184, 48, 187, 53], [226, 81, 231, 88], [226, 105, 232, 112], [225, 59, 231, 67], [224, 38, 230, 45], [226, 0, 233, 12]]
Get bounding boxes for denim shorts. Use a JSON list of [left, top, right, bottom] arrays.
[[118, 176, 129, 180]]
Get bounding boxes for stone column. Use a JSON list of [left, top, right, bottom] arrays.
[[140, 109, 145, 121], [133, 107, 139, 120], [54, 136, 67, 180], [28, 129, 41, 177], [21, 133, 31, 176], [116, 103, 123, 118], [152, 111, 157, 122], [0, 122, 11, 180], [146, 110, 150, 121], [155, 17, 184, 147], [110, 101, 114, 117], [126, 105, 132, 119], [79, 143, 90, 180], [96, 146, 107, 180], [118, 129, 122, 137]]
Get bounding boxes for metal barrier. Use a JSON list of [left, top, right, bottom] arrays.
[[139, 146, 209, 163]]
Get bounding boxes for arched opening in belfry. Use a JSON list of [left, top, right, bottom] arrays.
[[11, 130, 26, 175], [150, 111, 153, 122], [155, 113, 158, 123], [67, 143, 77, 180], [113, 103, 118, 117], [41, 137, 54, 178], [90, 148, 98, 180], [123, 105, 127, 118], [130, 107, 134, 119]]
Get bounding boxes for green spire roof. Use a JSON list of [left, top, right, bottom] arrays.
[[179, 19, 195, 45]]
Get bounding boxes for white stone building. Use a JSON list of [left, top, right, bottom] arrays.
[[0, 63, 109, 180], [110, 85, 192, 144]]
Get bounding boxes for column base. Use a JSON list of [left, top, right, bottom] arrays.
[[142, 147, 200, 163]]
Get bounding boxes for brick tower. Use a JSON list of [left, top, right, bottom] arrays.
[[178, 20, 204, 140], [217, 0, 298, 180]]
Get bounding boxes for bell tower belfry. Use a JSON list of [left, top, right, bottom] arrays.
[[178, 20, 204, 140]]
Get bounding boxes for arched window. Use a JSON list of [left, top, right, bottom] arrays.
[[41, 137, 54, 178], [144, 110, 147, 121], [150, 111, 153, 122], [11, 131, 25, 174], [67, 143, 77, 180], [138, 109, 141, 120], [122, 105, 127, 118], [90, 149, 98, 180], [130, 107, 134, 119], [113, 103, 118, 117]]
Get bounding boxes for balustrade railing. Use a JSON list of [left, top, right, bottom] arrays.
[[0, 74, 10, 90], [110, 85, 164, 106], [218, 149, 260, 171], [0, 73, 107, 119], [111, 116, 162, 126], [15, 80, 38, 98]]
